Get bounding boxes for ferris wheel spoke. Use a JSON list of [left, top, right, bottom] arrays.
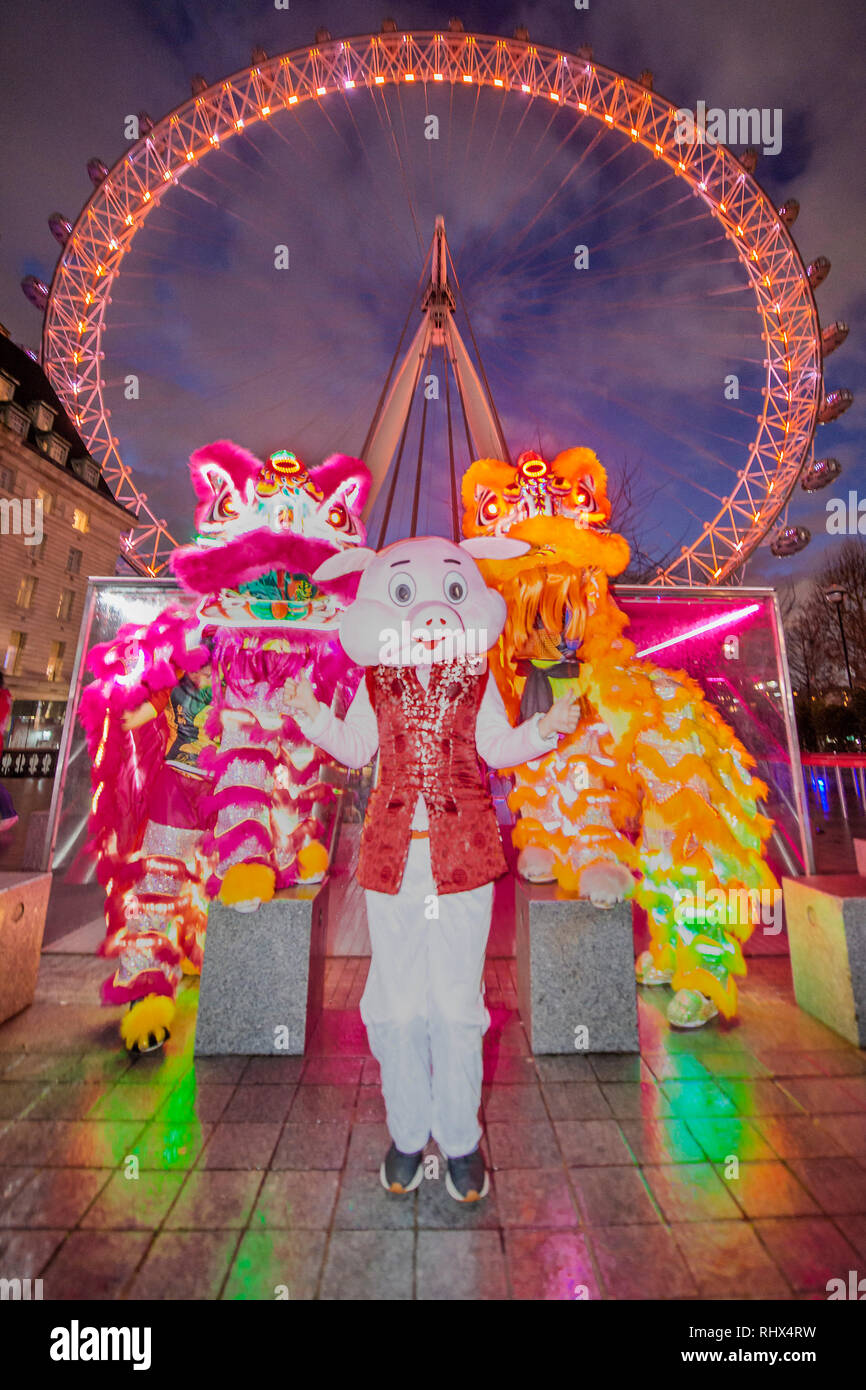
[[455, 89, 534, 230], [334, 89, 423, 254], [475, 208, 731, 298], [298, 93, 421, 263], [598, 384, 752, 480], [467, 119, 603, 273], [462, 109, 594, 269], [483, 170, 678, 284], [371, 85, 426, 259], [453, 82, 484, 203]]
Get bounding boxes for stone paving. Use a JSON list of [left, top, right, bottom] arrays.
[[1, 921, 865, 1301]]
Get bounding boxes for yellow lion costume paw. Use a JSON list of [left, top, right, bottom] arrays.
[[218, 862, 276, 909], [298, 840, 329, 882], [121, 994, 175, 1053]]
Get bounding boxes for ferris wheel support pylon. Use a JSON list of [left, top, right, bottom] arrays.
[[29, 26, 841, 579], [361, 216, 508, 519]]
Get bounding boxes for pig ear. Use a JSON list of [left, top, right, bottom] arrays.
[[459, 537, 531, 560], [313, 546, 378, 582]]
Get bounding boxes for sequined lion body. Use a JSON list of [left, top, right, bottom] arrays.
[[80, 440, 369, 1047], [461, 447, 776, 1020]]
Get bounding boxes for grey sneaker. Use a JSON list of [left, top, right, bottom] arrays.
[[445, 1147, 490, 1203], [380, 1142, 424, 1195]]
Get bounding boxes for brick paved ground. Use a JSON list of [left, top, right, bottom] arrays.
[[1, 916, 865, 1301]]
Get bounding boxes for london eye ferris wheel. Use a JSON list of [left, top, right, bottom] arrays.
[[20, 21, 853, 582]]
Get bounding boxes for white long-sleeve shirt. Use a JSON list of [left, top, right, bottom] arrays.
[[296, 664, 558, 831]]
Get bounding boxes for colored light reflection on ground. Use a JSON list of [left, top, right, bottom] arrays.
[[2, 929, 866, 1300]]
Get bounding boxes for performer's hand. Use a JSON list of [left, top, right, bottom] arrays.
[[538, 689, 580, 739], [283, 673, 319, 721], [121, 700, 158, 732]]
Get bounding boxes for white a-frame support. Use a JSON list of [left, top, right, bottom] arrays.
[[361, 216, 509, 523]]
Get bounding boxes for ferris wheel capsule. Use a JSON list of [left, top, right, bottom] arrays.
[[778, 199, 800, 226], [190, 74, 208, 94], [137, 111, 154, 135], [817, 388, 854, 423], [48, 212, 72, 246], [251, 46, 268, 64], [315, 27, 332, 43], [801, 457, 842, 491], [807, 256, 831, 288], [513, 26, 530, 42], [87, 158, 109, 187], [821, 321, 849, 356], [20, 276, 49, 311], [638, 70, 654, 89], [770, 525, 811, 557], [739, 148, 758, 174]]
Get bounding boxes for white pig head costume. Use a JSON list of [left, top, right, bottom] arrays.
[[315, 534, 527, 669]]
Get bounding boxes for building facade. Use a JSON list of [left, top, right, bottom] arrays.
[[0, 328, 131, 755]]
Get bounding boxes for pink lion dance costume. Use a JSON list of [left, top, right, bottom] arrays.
[[284, 534, 578, 1202], [80, 441, 370, 1052]]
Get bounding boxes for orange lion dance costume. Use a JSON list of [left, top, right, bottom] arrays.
[[462, 446, 777, 1028]]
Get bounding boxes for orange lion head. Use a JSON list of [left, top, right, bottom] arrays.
[[461, 447, 632, 680]]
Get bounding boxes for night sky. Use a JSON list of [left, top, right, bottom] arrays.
[[0, 0, 863, 587]]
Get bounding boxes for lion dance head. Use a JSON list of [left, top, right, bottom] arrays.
[[462, 446, 633, 714]]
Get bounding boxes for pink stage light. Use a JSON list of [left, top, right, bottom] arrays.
[[636, 603, 761, 659]]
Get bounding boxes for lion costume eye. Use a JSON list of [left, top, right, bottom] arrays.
[[322, 496, 359, 540], [475, 489, 503, 527], [389, 573, 416, 606]]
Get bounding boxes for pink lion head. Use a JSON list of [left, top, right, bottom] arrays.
[[171, 441, 371, 597]]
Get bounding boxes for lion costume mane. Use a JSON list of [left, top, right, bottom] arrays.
[[461, 446, 776, 1020]]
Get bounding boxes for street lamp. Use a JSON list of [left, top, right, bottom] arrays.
[[824, 586, 854, 692]]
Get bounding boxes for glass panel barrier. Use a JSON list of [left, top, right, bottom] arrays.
[[46, 580, 811, 887]]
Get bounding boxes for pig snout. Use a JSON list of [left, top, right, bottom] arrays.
[[408, 602, 465, 654]]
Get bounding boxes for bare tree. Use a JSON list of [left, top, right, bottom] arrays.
[[813, 539, 866, 686], [780, 539, 866, 694], [606, 457, 688, 583]]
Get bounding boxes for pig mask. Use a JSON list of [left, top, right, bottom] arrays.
[[314, 535, 529, 668]]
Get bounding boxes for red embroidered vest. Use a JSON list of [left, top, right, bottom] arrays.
[[357, 661, 508, 896]]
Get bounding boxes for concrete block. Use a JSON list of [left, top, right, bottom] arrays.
[[195, 882, 329, 1056], [782, 874, 866, 1047], [0, 871, 52, 1024], [514, 880, 639, 1053]]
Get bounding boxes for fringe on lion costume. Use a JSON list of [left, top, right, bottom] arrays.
[[461, 446, 777, 1027]]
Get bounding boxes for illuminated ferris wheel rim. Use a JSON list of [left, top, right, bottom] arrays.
[[40, 27, 823, 582]]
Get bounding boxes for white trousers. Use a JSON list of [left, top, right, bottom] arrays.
[[361, 837, 493, 1158]]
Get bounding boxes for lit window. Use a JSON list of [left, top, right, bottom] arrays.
[[72, 508, 89, 533], [0, 466, 15, 492], [66, 547, 82, 575], [57, 589, 75, 622], [16, 576, 37, 609], [4, 630, 26, 676], [36, 487, 53, 515], [46, 640, 66, 683]]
